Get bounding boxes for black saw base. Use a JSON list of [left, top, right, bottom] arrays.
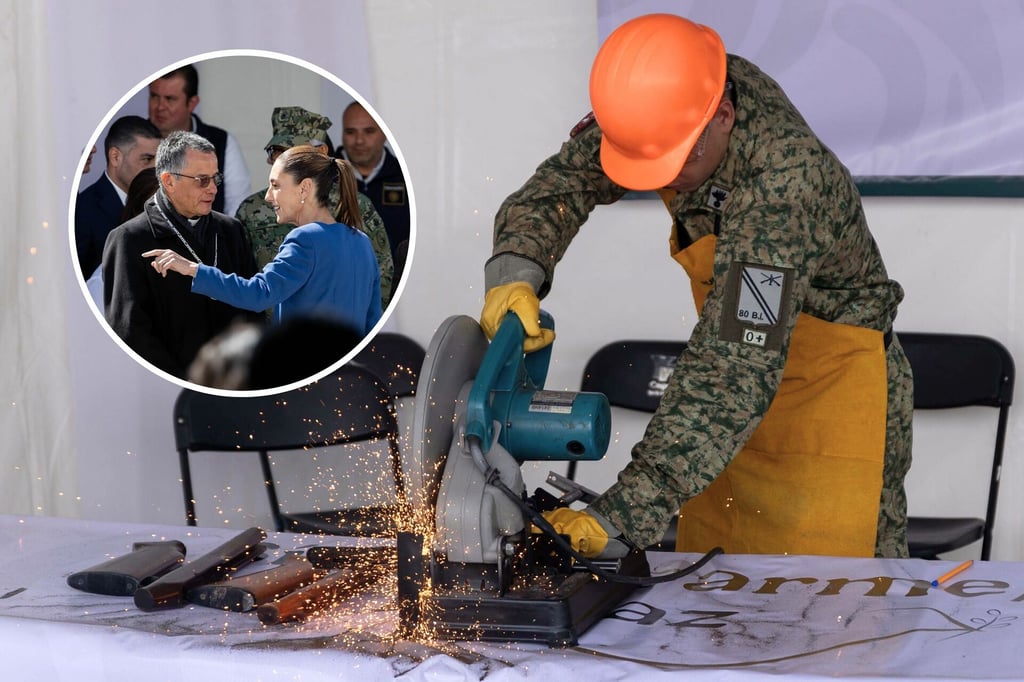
[[417, 549, 650, 647]]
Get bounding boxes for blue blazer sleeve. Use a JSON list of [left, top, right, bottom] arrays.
[[192, 231, 313, 312]]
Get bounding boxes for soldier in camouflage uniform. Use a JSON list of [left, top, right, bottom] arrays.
[[482, 15, 912, 559], [235, 106, 393, 308]]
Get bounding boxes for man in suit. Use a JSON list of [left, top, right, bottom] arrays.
[[74, 116, 162, 278], [148, 64, 250, 217]]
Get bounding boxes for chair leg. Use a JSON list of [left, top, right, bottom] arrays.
[[258, 450, 285, 533], [177, 448, 197, 526]]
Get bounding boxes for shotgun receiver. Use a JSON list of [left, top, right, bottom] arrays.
[[134, 526, 267, 611], [67, 540, 186, 596]]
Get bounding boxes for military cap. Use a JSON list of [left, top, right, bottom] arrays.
[[264, 106, 333, 151]]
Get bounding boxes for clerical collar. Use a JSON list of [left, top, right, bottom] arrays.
[[153, 189, 217, 267]]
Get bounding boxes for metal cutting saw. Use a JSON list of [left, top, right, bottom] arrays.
[[396, 311, 651, 647]]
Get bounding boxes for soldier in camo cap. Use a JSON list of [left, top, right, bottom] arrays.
[[236, 106, 393, 308], [482, 15, 913, 560]]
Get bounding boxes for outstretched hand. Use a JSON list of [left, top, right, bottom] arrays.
[[142, 249, 198, 278]]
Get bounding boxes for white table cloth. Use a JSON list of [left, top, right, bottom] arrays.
[[2, 515, 1021, 681]]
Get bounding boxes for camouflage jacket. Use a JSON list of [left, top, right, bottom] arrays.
[[491, 55, 908, 550], [236, 189, 393, 308]]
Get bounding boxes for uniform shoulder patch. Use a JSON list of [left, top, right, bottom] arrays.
[[718, 262, 795, 352], [569, 111, 597, 138]]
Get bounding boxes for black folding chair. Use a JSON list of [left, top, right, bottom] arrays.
[[900, 332, 1015, 560], [174, 364, 406, 537]]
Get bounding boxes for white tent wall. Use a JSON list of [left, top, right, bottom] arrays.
[[8, 1, 1019, 560]]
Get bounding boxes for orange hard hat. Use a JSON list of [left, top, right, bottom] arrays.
[[590, 14, 727, 190]]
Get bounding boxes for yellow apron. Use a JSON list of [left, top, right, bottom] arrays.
[[663, 194, 886, 557]]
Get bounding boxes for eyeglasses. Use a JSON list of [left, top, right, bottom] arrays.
[[172, 172, 223, 188]]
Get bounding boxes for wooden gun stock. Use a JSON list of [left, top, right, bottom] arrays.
[[67, 541, 187, 596], [134, 526, 266, 611], [185, 553, 317, 612]]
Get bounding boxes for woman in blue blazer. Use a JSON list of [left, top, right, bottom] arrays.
[[144, 146, 382, 336]]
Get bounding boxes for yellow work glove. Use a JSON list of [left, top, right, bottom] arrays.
[[480, 281, 555, 353], [542, 507, 609, 558]]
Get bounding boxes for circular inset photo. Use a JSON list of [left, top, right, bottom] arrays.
[[70, 49, 414, 396]]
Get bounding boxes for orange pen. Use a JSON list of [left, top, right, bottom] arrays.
[[931, 559, 973, 587]]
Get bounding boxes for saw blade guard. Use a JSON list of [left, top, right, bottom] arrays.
[[435, 384, 526, 564], [465, 312, 611, 463]]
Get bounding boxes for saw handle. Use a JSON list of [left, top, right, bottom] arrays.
[[465, 311, 554, 451]]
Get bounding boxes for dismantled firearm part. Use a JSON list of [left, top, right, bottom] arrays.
[[67, 540, 187, 596], [185, 553, 316, 612], [258, 545, 395, 625], [305, 544, 396, 570], [133, 526, 267, 611]]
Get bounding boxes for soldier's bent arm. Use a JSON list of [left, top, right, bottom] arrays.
[[489, 122, 628, 297]]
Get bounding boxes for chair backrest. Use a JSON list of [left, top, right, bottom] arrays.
[[174, 364, 397, 451], [899, 333, 1015, 409], [572, 340, 687, 487], [580, 340, 688, 412], [174, 364, 401, 528], [351, 332, 426, 400], [898, 332, 1014, 559]]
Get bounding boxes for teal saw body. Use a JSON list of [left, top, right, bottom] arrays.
[[400, 312, 647, 647]]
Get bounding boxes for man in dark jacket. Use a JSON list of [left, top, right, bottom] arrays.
[[103, 131, 260, 379], [337, 101, 410, 281]]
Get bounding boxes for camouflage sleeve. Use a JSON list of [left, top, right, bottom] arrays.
[[491, 122, 628, 297], [234, 189, 291, 271], [356, 193, 394, 308], [233, 192, 263, 257], [590, 145, 847, 549]]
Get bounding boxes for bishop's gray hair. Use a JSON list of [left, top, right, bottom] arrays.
[[155, 130, 216, 181]]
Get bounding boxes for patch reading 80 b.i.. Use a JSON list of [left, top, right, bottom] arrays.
[[738, 266, 784, 326], [719, 262, 794, 352]]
